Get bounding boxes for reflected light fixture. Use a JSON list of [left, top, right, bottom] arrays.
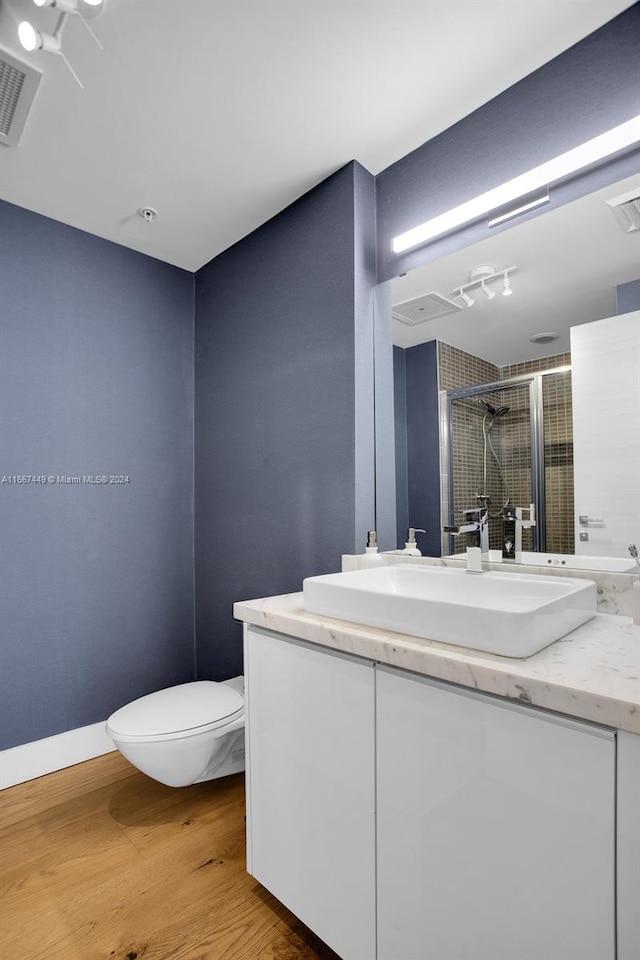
[[454, 265, 515, 308], [392, 115, 640, 254]]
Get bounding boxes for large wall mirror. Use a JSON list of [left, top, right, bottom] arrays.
[[390, 173, 640, 570]]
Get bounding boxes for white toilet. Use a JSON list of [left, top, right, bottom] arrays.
[[106, 676, 245, 787]]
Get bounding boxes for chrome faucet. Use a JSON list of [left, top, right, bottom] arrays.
[[444, 506, 489, 567]]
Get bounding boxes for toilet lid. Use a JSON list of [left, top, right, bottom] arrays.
[[106, 680, 243, 739]]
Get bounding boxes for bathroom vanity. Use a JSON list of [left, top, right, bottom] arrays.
[[233, 592, 640, 960]]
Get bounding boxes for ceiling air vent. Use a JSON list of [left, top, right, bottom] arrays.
[[392, 292, 462, 326], [606, 188, 640, 234], [0, 47, 42, 148]]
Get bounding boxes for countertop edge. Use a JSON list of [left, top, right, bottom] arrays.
[[233, 594, 640, 735]]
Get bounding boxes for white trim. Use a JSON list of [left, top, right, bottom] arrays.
[[0, 721, 116, 790]]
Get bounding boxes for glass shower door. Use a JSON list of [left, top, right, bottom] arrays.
[[447, 382, 533, 554]]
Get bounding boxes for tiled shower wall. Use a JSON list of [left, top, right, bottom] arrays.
[[439, 343, 574, 554], [438, 344, 500, 551]]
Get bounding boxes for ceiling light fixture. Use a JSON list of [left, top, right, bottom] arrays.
[[488, 191, 550, 228], [391, 115, 640, 254], [33, 0, 77, 11], [454, 264, 515, 308], [18, 21, 46, 51], [529, 332, 560, 345], [18, 0, 107, 88]]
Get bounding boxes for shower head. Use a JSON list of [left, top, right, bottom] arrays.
[[479, 399, 510, 418]]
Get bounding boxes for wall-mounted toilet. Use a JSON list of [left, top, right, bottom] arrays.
[[106, 676, 244, 787]]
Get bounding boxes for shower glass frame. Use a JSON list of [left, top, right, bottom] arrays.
[[441, 364, 572, 557]]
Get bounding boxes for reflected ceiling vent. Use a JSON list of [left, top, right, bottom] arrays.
[[0, 47, 42, 147], [529, 332, 560, 345], [606, 187, 640, 233], [392, 292, 462, 326]]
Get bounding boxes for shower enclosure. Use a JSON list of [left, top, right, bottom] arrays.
[[442, 365, 574, 556]]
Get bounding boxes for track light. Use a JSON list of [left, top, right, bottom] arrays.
[[18, 0, 107, 88], [33, 0, 78, 12], [18, 21, 41, 51], [18, 21, 64, 52], [454, 265, 515, 308]]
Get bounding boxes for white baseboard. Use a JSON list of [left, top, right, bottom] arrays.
[[0, 721, 117, 790]]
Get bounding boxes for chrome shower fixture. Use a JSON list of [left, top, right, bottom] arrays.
[[479, 399, 510, 418], [454, 264, 516, 308]]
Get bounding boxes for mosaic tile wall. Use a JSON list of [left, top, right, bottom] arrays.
[[438, 344, 500, 553], [439, 344, 574, 555], [542, 369, 574, 553], [492, 381, 533, 552], [438, 342, 499, 391], [501, 355, 574, 554]]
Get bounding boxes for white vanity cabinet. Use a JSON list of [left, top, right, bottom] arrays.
[[242, 623, 633, 960], [376, 664, 616, 960], [243, 625, 376, 960]]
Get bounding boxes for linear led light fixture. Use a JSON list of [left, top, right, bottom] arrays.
[[488, 190, 550, 228], [391, 115, 640, 254]]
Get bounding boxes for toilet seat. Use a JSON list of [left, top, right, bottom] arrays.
[[106, 680, 243, 744]]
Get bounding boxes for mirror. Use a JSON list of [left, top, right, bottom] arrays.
[[390, 173, 640, 567]]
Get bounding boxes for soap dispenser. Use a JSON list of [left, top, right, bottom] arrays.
[[402, 528, 425, 556], [361, 530, 385, 567]]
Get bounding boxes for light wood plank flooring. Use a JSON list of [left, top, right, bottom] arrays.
[[0, 752, 341, 960]]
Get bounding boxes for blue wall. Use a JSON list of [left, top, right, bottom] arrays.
[[194, 163, 377, 681], [617, 278, 640, 314], [404, 342, 441, 557], [0, 201, 195, 750], [392, 343, 441, 557], [3, 6, 639, 751], [393, 346, 409, 547]]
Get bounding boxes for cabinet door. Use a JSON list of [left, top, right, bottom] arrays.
[[376, 665, 615, 960], [244, 625, 376, 960]]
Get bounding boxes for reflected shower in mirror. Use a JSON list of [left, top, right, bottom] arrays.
[[391, 173, 640, 562]]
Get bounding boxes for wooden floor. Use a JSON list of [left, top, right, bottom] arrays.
[[0, 752, 341, 960]]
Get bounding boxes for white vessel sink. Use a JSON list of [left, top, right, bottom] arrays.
[[303, 565, 597, 658]]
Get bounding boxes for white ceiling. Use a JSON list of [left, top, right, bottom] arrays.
[[0, 0, 634, 271], [391, 174, 640, 366]]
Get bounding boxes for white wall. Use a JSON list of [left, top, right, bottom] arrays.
[[571, 311, 640, 557]]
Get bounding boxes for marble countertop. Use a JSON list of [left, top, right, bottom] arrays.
[[234, 593, 640, 734]]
